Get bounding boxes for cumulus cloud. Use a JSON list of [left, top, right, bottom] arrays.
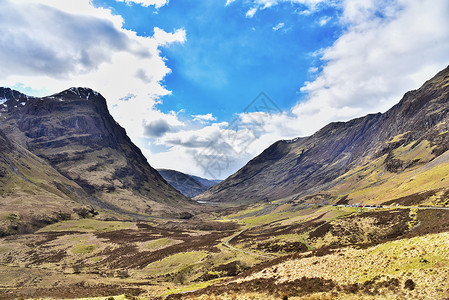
[[0, 1, 132, 78], [0, 0, 186, 147], [151, 121, 262, 179], [246, 7, 258, 18], [193, 113, 217, 123], [318, 16, 332, 26], [272, 22, 285, 31], [115, 0, 169, 9], [153, 27, 186, 46], [293, 0, 449, 135]]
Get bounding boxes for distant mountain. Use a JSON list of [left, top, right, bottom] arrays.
[[196, 66, 449, 206], [0, 87, 195, 235], [158, 169, 221, 198], [190, 175, 222, 189]]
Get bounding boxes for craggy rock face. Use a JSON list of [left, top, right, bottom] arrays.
[[196, 66, 449, 204], [0, 87, 195, 233]]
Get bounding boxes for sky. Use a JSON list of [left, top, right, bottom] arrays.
[[1, 0, 449, 179]]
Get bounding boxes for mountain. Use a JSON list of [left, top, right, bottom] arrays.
[[0, 87, 195, 235], [158, 169, 221, 198], [196, 66, 449, 205], [190, 175, 222, 189]]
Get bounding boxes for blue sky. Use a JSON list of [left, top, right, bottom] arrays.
[[1, 0, 449, 179], [93, 0, 341, 120]]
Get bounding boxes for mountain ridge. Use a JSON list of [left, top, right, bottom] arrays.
[[0, 87, 196, 235], [195, 65, 449, 205]]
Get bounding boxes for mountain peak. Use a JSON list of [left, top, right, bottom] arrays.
[[0, 86, 195, 224], [0, 87, 27, 101], [52, 87, 101, 100]]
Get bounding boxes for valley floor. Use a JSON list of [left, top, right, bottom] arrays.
[[1, 201, 449, 299]]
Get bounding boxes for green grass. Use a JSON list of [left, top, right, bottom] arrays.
[[387, 131, 410, 143], [89, 257, 103, 262], [144, 238, 179, 250], [224, 204, 268, 220], [159, 278, 226, 297], [360, 232, 449, 280], [392, 140, 433, 162], [71, 244, 97, 254], [143, 251, 209, 276]]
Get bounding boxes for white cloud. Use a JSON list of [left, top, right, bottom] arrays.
[[272, 22, 285, 31], [193, 113, 217, 123], [115, 0, 169, 9], [318, 16, 332, 26], [153, 27, 186, 46], [246, 7, 258, 18], [292, 0, 449, 137], [225, 0, 236, 6], [308, 66, 319, 73]]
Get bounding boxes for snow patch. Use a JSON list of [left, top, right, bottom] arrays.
[[284, 137, 301, 144], [0, 98, 7, 104], [69, 87, 81, 97]]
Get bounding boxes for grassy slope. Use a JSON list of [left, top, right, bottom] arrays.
[[199, 231, 449, 300], [328, 143, 449, 206], [0, 133, 93, 235]]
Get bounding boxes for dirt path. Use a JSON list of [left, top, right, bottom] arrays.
[[223, 228, 275, 259], [301, 231, 315, 251]]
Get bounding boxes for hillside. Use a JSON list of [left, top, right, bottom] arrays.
[[158, 169, 221, 198], [1, 69, 449, 300], [196, 66, 449, 206], [0, 87, 196, 235]]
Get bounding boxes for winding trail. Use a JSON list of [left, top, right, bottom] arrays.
[[224, 228, 275, 259]]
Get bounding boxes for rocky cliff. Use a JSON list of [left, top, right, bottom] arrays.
[[0, 87, 195, 235]]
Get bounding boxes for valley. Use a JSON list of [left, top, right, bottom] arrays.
[[1, 202, 448, 299], [1, 66, 449, 299]]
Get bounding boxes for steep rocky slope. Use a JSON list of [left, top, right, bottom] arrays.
[[196, 66, 449, 205], [0, 87, 195, 234], [158, 169, 220, 198]]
